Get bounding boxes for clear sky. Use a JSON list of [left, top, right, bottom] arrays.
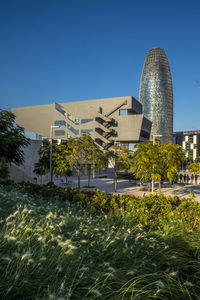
[[0, 0, 200, 132]]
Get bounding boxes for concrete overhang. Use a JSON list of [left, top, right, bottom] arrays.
[[117, 114, 150, 141]]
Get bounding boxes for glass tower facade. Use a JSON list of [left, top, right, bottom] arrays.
[[139, 47, 173, 143]]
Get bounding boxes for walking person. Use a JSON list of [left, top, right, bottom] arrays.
[[191, 174, 194, 185], [183, 174, 186, 184]]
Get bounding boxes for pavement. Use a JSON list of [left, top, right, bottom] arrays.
[[65, 176, 200, 201]]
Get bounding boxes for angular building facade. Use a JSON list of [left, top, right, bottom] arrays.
[[12, 96, 152, 151], [139, 47, 173, 143], [11, 96, 152, 183]]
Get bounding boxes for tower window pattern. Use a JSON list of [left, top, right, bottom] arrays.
[[139, 47, 173, 143]]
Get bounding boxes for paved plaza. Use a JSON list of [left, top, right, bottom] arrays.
[[65, 176, 200, 201]]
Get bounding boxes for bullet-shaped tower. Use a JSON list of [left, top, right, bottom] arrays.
[[139, 47, 173, 143]]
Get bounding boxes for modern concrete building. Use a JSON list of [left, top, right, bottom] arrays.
[[12, 96, 152, 150], [173, 130, 200, 161], [139, 47, 173, 143], [9, 140, 49, 184]]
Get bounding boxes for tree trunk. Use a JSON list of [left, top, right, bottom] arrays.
[[158, 179, 161, 195], [77, 168, 81, 189], [88, 164, 91, 187], [115, 170, 117, 193], [148, 181, 151, 192]]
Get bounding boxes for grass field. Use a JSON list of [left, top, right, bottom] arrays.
[[1, 185, 200, 299]]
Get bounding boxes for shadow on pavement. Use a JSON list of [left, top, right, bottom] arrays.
[[70, 176, 200, 201]]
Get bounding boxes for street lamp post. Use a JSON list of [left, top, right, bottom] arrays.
[[50, 125, 60, 183], [114, 141, 120, 193], [151, 134, 163, 193]]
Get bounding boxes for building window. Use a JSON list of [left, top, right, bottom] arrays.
[[119, 109, 134, 116], [81, 129, 93, 133], [67, 114, 79, 125], [55, 103, 66, 116], [54, 130, 66, 136], [24, 129, 42, 140], [55, 103, 79, 125], [54, 120, 66, 126], [67, 124, 79, 135], [119, 109, 133, 115], [81, 118, 93, 124], [140, 130, 150, 139], [128, 143, 137, 151], [119, 109, 128, 115]]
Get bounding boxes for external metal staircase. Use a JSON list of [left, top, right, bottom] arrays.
[[105, 100, 127, 117], [95, 108, 119, 150]]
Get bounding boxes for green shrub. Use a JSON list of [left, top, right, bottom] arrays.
[[17, 182, 74, 202], [0, 158, 9, 182], [6, 182, 200, 231]]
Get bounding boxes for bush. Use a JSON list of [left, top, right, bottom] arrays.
[[17, 182, 74, 202], [0, 158, 9, 182], [5, 182, 200, 231]]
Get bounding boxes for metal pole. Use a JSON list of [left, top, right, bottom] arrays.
[[92, 161, 95, 179], [114, 141, 120, 193], [50, 126, 53, 183], [49, 125, 60, 183]]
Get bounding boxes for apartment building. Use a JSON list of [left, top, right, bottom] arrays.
[[173, 130, 200, 161]]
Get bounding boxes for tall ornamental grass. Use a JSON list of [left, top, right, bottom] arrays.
[[0, 185, 200, 299]]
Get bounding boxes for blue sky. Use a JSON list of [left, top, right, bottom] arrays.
[[0, 0, 200, 131]]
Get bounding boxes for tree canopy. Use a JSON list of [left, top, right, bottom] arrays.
[[187, 162, 200, 173], [107, 145, 132, 192], [34, 139, 72, 178], [0, 110, 29, 165], [67, 133, 107, 188], [162, 142, 186, 182], [131, 140, 185, 193], [34, 133, 106, 188]]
